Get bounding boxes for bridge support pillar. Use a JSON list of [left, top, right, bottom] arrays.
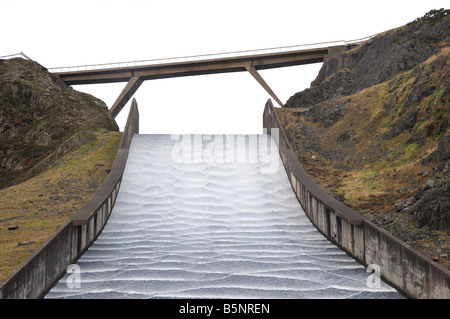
[[245, 65, 284, 107], [110, 76, 143, 118]]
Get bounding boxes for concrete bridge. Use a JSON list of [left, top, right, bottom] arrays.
[[49, 39, 365, 117]]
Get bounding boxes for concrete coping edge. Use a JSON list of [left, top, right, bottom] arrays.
[[70, 98, 139, 225], [264, 99, 364, 225], [0, 99, 139, 296]]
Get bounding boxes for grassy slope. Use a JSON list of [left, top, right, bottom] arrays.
[[0, 130, 121, 281], [277, 48, 449, 269]]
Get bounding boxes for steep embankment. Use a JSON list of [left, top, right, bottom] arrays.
[[280, 10, 449, 268], [0, 58, 118, 189], [0, 58, 121, 281]]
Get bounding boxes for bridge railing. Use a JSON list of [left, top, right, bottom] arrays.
[[0, 52, 31, 60], [48, 35, 377, 74]]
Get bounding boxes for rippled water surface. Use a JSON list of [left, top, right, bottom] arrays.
[[46, 134, 403, 299]]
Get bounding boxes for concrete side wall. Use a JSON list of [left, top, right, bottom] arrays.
[[364, 220, 450, 298], [263, 99, 365, 259], [0, 99, 140, 299], [263, 99, 450, 299]]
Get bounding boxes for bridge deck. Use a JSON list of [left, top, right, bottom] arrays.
[[46, 134, 402, 299], [53, 47, 329, 85], [52, 46, 338, 115], [50, 39, 372, 116]]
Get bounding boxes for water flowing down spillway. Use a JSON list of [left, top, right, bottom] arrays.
[[46, 134, 403, 299]]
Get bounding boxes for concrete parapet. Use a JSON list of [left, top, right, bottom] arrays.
[[263, 99, 450, 299], [364, 220, 450, 298], [0, 99, 139, 299]]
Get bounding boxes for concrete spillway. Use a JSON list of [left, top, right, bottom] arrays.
[[46, 134, 402, 299]]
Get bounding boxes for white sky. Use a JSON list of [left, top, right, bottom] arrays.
[[1, 0, 448, 134]]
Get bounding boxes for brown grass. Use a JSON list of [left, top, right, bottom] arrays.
[[0, 130, 121, 281], [276, 77, 450, 269]]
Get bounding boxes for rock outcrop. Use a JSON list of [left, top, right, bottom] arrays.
[[283, 9, 450, 234], [0, 58, 118, 189], [286, 9, 450, 108]]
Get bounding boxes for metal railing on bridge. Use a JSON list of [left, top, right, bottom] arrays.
[[48, 34, 378, 73], [0, 52, 31, 60]]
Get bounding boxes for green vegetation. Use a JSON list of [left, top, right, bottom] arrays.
[[409, 8, 450, 25], [422, 8, 449, 22]]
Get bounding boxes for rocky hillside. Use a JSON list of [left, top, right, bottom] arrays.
[[280, 9, 449, 267], [287, 9, 450, 107], [0, 58, 119, 189], [0, 57, 122, 281]]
